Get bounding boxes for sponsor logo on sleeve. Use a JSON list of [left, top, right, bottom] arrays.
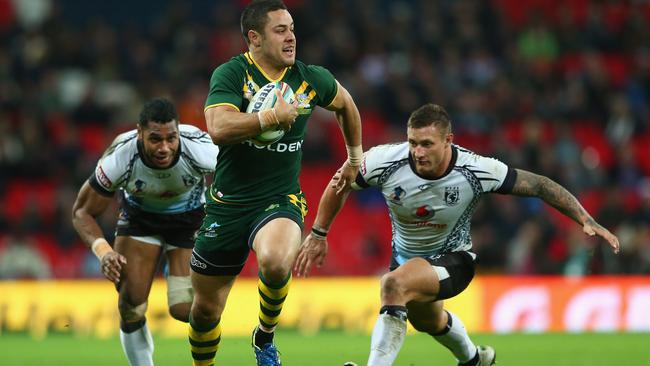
[[96, 166, 112, 189]]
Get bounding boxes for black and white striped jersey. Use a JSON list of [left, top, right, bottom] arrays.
[[354, 142, 516, 264], [89, 124, 218, 214]]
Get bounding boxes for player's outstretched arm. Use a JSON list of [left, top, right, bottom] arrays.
[[205, 90, 298, 145], [510, 169, 620, 253], [326, 81, 363, 194], [71, 181, 127, 282], [295, 166, 353, 277]]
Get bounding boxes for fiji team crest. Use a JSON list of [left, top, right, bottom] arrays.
[[444, 186, 460, 206], [182, 174, 197, 187]]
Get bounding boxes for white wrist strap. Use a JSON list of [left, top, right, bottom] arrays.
[[91, 238, 112, 260], [346, 145, 363, 166]]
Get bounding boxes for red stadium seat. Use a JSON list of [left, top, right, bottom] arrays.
[[570, 121, 615, 169], [632, 133, 650, 176]]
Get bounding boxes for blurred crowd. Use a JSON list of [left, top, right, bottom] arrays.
[[0, 0, 649, 279]]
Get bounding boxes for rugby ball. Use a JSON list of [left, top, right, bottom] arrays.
[[246, 81, 294, 146]]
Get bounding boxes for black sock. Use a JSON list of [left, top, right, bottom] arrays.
[[379, 305, 408, 321], [120, 318, 145, 333], [458, 348, 479, 366], [254, 326, 274, 347]]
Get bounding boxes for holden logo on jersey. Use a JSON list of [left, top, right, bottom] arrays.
[[414, 205, 435, 220], [182, 174, 197, 187], [444, 187, 460, 206], [389, 186, 405, 203]]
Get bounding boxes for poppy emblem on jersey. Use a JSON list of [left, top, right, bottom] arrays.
[[414, 205, 435, 220], [182, 174, 197, 187], [444, 187, 460, 206], [390, 186, 405, 203]]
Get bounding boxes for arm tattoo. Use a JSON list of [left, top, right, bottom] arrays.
[[511, 169, 593, 225]]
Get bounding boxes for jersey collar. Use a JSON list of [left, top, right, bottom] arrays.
[[245, 52, 289, 82], [408, 145, 458, 180]]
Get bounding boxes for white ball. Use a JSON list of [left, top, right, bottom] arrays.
[[246, 81, 294, 146]]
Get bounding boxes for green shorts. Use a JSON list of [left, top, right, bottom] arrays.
[[190, 192, 307, 276]]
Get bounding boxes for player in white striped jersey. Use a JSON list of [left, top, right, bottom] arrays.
[[296, 104, 619, 366], [72, 98, 218, 366]]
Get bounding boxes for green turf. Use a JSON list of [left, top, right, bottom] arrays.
[[1, 331, 647, 365]]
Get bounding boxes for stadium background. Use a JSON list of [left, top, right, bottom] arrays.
[[1, 0, 649, 360]]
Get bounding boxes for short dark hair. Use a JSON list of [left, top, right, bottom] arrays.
[[240, 0, 288, 44], [138, 98, 178, 127], [407, 103, 452, 135]]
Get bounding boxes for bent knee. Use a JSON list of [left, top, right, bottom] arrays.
[[169, 303, 191, 322], [119, 301, 148, 323], [257, 257, 291, 282], [380, 272, 406, 300]]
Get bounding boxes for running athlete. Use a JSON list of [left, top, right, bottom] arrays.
[[187, 1, 362, 365], [296, 103, 620, 366], [72, 98, 218, 366]]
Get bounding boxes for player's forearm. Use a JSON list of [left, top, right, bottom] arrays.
[[313, 184, 351, 232], [206, 108, 262, 145], [335, 106, 362, 148], [71, 211, 107, 247], [511, 169, 592, 226]]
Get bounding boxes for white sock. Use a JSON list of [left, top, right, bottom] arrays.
[[120, 322, 154, 366], [367, 313, 407, 366], [433, 311, 477, 363]]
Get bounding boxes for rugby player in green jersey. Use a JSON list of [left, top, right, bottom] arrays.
[[187, 1, 362, 365]]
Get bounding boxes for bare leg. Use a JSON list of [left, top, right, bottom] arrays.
[[114, 236, 161, 366]]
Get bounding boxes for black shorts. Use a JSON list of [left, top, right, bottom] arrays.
[[390, 251, 476, 301], [115, 204, 205, 248]]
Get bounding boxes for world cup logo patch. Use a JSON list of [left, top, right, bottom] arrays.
[[444, 187, 460, 206]]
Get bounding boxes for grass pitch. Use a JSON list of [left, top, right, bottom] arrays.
[[2, 331, 646, 365]]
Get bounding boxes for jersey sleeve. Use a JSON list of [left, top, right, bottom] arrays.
[[304, 65, 338, 108], [88, 134, 133, 197], [180, 125, 219, 174], [470, 154, 517, 194], [204, 59, 245, 112], [351, 146, 386, 190]]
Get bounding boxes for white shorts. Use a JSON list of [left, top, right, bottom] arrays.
[[131, 235, 182, 252]]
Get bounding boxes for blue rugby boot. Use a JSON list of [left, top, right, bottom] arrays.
[[252, 326, 281, 366]]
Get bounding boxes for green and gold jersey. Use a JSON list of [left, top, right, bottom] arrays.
[[205, 52, 338, 205]]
